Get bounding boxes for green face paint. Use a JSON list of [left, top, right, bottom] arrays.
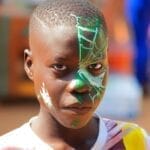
[[71, 118, 80, 128], [71, 14, 108, 103], [75, 68, 105, 103], [72, 15, 108, 67]]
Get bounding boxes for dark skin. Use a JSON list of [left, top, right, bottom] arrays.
[[24, 24, 108, 149], [31, 110, 99, 149]]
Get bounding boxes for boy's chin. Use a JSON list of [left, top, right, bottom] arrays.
[[60, 120, 90, 129], [56, 115, 93, 130]]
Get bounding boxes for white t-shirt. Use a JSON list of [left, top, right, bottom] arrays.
[[0, 116, 107, 150], [0, 116, 149, 150]]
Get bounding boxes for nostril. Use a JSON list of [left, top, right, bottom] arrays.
[[72, 86, 92, 94], [66, 79, 91, 93]]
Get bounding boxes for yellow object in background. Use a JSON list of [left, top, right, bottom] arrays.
[[123, 123, 148, 150]]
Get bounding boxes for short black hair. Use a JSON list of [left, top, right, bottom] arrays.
[[29, 0, 107, 34]]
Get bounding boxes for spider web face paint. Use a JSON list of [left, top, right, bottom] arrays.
[[73, 15, 108, 67], [75, 69, 106, 103], [72, 14, 108, 103]]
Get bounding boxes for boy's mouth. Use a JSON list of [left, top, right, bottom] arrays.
[[62, 104, 93, 115], [60, 93, 96, 114]]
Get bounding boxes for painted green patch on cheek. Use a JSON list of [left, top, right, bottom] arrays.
[[75, 68, 106, 103]]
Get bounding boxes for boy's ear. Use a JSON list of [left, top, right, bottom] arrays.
[[24, 49, 34, 81]]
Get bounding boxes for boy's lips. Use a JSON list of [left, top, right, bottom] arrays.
[[61, 103, 93, 114], [62, 107, 92, 115], [60, 94, 95, 114]]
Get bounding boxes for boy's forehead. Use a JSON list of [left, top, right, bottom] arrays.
[[30, 24, 76, 46], [30, 13, 106, 35], [30, 15, 107, 61]]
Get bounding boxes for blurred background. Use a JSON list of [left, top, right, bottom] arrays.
[[0, 0, 150, 135]]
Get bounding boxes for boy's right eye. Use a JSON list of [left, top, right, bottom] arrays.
[[52, 64, 67, 71]]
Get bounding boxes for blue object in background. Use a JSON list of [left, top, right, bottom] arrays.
[[125, 0, 150, 91]]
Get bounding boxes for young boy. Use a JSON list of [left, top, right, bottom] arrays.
[[0, 0, 149, 149]]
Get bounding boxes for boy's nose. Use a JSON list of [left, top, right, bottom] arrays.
[[66, 78, 91, 94]]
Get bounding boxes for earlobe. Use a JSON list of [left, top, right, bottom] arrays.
[[24, 49, 34, 81]]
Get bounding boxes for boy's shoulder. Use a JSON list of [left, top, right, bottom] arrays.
[[0, 123, 29, 149], [102, 118, 150, 150], [0, 118, 51, 150]]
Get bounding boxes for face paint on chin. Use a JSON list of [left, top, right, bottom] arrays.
[[71, 118, 80, 128], [38, 82, 52, 109]]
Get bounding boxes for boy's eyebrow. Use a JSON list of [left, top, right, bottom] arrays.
[[54, 56, 67, 62]]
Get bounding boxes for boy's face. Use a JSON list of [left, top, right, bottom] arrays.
[[27, 17, 108, 129]]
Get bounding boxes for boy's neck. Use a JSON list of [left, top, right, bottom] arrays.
[[31, 108, 99, 149]]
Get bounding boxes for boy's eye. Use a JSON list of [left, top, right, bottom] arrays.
[[87, 63, 103, 76], [52, 64, 67, 71], [88, 63, 102, 70]]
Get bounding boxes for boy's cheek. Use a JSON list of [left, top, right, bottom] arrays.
[[34, 79, 66, 106], [36, 82, 53, 109]]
